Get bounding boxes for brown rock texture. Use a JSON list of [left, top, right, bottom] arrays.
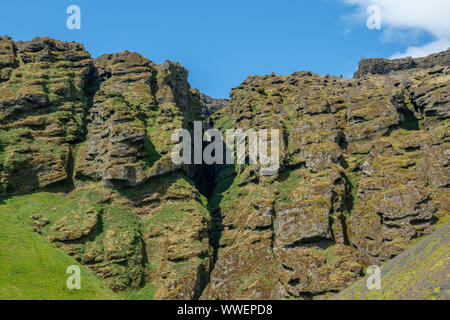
[[354, 48, 450, 78], [0, 36, 93, 194], [0, 36, 212, 299], [202, 52, 449, 299], [74, 51, 203, 187]]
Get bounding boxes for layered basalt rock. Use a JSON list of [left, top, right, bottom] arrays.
[[203, 62, 449, 299], [1, 36, 448, 300], [0, 36, 93, 194], [0, 36, 16, 82], [0, 36, 212, 299], [354, 48, 450, 78], [75, 51, 203, 187], [198, 92, 229, 124]]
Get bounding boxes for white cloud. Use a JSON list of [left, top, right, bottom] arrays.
[[341, 0, 450, 58], [390, 38, 450, 59]]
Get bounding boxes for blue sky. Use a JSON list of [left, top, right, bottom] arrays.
[[0, 0, 448, 98]]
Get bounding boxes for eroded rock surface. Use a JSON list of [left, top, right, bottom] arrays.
[[202, 56, 449, 299], [1, 37, 448, 300], [0, 36, 93, 194], [354, 48, 450, 78], [0, 36, 212, 299], [75, 51, 202, 187], [198, 92, 228, 124]]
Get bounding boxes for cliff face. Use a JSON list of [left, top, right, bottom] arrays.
[[202, 55, 449, 299], [0, 37, 214, 299], [0, 36, 448, 300], [198, 92, 229, 124], [0, 36, 92, 194], [354, 48, 450, 78]]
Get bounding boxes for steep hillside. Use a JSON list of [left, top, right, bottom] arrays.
[[336, 221, 450, 300], [0, 196, 117, 299], [0, 36, 448, 300]]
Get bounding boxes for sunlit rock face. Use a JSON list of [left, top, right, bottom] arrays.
[[0, 36, 448, 300], [202, 52, 449, 300]]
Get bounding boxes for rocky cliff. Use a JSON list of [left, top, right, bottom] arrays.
[[0, 36, 448, 300], [202, 51, 449, 299], [354, 48, 450, 78], [0, 36, 216, 299]]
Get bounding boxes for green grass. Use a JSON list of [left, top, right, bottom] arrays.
[[0, 198, 118, 300], [4, 189, 100, 226], [123, 283, 155, 300], [0, 172, 212, 300], [208, 165, 237, 212], [335, 222, 450, 300], [275, 168, 304, 205]]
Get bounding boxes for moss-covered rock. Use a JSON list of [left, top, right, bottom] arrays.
[[335, 221, 450, 300], [0, 37, 448, 300], [204, 54, 449, 299]]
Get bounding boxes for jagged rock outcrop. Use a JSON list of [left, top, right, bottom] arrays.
[[75, 51, 203, 187], [198, 92, 228, 124], [0, 36, 212, 299], [202, 60, 449, 299], [0, 36, 16, 82], [0, 36, 93, 194], [1, 36, 448, 300], [354, 48, 450, 78]]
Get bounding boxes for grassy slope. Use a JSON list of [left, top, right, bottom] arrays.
[[0, 195, 118, 300], [335, 221, 450, 300]]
